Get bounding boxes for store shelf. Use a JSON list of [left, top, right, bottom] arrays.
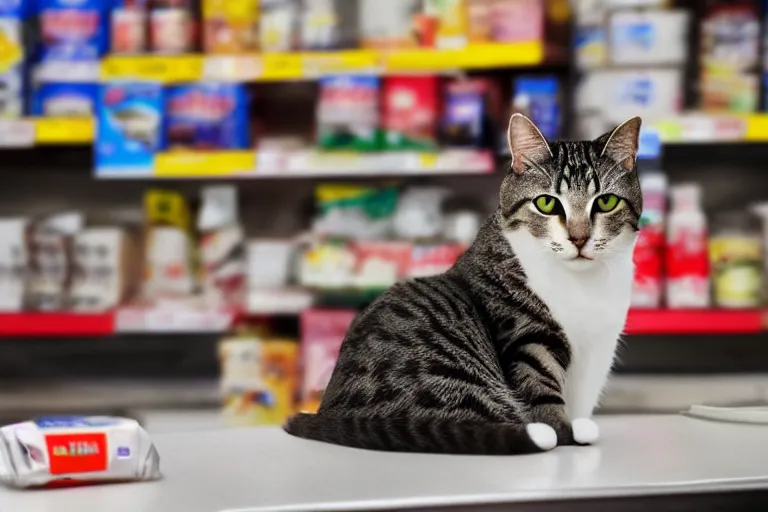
[[0, 117, 94, 146], [2, 307, 764, 338], [624, 309, 766, 335], [97, 149, 496, 179], [654, 114, 768, 144], [0, 313, 114, 337], [100, 42, 547, 83]]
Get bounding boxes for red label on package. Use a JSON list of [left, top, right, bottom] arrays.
[[45, 433, 108, 475], [666, 227, 709, 279]]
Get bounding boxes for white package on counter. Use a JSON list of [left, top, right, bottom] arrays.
[[0, 416, 160, 488]]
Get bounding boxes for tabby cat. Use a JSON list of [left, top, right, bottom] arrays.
[[285, 114, 643, 454]]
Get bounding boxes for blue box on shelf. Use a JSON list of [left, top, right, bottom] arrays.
[[164, 83, 250, 151], [0, 0, 26, 118], [96, 82, 164, 176], [35, 0, 109, 62], [512, 76, 562, 140]]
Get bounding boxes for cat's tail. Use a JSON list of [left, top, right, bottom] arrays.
[[283, 413, 557, 455]]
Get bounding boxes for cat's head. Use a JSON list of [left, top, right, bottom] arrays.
[[499, 114, 642, 271]]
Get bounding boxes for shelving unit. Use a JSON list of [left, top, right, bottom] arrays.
[[2, 308, 764, 338]]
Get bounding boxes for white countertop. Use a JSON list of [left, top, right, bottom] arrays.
[[1, 415, 767, 512]]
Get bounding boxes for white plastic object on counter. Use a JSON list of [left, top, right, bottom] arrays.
[[685, 405, 768, 425], [0, 416, 160, 489]]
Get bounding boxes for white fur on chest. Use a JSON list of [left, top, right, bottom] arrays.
[[505, 230, 634, 418]]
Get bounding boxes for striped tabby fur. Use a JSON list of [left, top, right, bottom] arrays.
[[285, 115, 643, 454]]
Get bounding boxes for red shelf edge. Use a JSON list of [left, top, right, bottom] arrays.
[[0, 313, 115, 337], [625, 309, 766, 335], [0, 309, 766, 337]]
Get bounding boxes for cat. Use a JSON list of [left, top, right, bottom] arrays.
[[284, 114, 643, 454]]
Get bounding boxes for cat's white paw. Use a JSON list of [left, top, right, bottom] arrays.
[[526, 423, 557, 451], [571, 418, 600, 445]]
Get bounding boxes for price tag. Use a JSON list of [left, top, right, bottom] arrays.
[[35, 117, 94, 144], [203, 55, 261, 81], [302, 50, 379, 77], [0, 119, 34, 147], [261, 53, 303, 80], [154, 151, 257, 177], [101, 55, 203, 83]]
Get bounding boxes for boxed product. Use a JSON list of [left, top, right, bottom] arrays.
[[0, 218, 29, 311], [111, 0, 150, 54], [31, 83, 99, 117], [149, 0, 196, 53], [0, 416, 160, 489], [311, 183, 399, 240], [247, 239, 294, 289], [198, 185, 246, 309], [383, 76, 439, 151], [631, 171, 667, 308], [700, 2, 760, 112], [36, 0, 108, 62], [301, 0, 359, 50], [0, 2, 25, 118], [28, 212, 84, 311], [574, 25, 607, 70], [260, 0, 299, 52], [422, 0, 468, 49], [165, 83, 250, 151], [441, 79, 487, 149], [299, 309, 356, 413], [490, 0, 569, 47], [609, 9, 689, 66], [144, 189, 196, 299], [512, 76, 562, 140], [316, 75, 381, 152], [203, 0, 259, 53], [358, 0, 420, 49], [220, 335, 300, 426], [574, 69, 682, 138], [71, 227, 140, 312], [96, 82, 163, 175]]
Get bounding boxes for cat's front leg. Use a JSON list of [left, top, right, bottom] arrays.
[[501, 332, 599, 445], [560, 339, 619, 445], [503, 336, 578, 446]]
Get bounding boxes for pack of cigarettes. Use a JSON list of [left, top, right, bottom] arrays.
[[0, 416, 161, 488]]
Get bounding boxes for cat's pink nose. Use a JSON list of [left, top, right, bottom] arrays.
[[570, 237, 588, 249]]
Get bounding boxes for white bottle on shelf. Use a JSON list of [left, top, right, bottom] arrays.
[[665, 183, 710, 309]]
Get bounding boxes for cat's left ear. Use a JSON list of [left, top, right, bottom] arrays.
[[596, 116, 642, 171]]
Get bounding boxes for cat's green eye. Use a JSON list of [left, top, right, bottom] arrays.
[[534, 195, 559, 215], [596, 194, 620, 213]]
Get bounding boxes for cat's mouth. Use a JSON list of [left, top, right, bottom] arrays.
[[574, 254, 593, 261]]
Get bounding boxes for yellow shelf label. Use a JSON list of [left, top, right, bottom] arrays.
[[418, 153, 438, 169], [34, 117, 94, 144], [385, 42, 544, 71], [302, 50, 379, 76], [261, 53, 304, 80], [0, 30, 21, 74], [745, 115, 768, 141], [154, 151, 257, 177], [101, 55, 204, 83]]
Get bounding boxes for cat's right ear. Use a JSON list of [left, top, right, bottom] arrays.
[[507, 113, 552, 175]]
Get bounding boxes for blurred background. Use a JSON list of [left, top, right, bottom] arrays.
[[0, 0, 767, 434]]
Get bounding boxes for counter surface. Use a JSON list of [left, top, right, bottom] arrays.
[[1, 415, 767, 512]]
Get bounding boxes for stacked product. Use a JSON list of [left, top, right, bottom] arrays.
[[572, 0, 688, 138], [299, 183, 477, 292], [96, 73, 562, 174], [631, 176, 767, 310]]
